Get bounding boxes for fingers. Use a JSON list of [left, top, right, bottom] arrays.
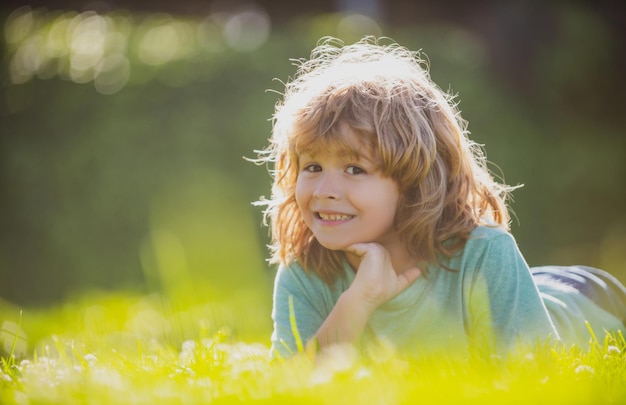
[[346, 242, 383, 257], [346, 243, 421, 306], [345, 243, 368, 257]]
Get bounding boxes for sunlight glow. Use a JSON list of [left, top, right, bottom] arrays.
[[223, 8, 270, 51], [4, 6, 35, 44], [3, 6, 272, 94], [94, 53, 131, 94], [138, 24, 179, 65], [337, 14, 381, 42]]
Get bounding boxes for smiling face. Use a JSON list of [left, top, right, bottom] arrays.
[[295, 129, 402, 258]]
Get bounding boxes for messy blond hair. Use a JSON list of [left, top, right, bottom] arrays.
[[256, 36, 514, 284]]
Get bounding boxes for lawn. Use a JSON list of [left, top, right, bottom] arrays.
[[1, 291, 625, 404]]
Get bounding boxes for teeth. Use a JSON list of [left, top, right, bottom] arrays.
[[318, 213, 352, 221]]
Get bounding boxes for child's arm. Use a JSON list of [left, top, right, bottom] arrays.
[[312, 243, 421, 349], [464, 230, 559, 352]]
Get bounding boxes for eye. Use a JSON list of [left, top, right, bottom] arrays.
[[302, 163, 322, 173], [346, 165, 365, 175]]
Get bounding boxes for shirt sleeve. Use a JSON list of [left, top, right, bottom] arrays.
[[465, 230, 559, 353], [270, 263, 331, 359]]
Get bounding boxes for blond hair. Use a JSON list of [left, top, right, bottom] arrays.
[[256, 36, 514, 284]]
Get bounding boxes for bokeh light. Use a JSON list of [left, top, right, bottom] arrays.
[[3, 5, 273, 95], [222, 7, 270, 51], [336, 13, 381, 42]]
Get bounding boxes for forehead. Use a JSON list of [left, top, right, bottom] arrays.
[[299, 141, 371, 161], [293, 125, 376, 160]]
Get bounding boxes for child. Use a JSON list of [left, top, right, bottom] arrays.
[[256, 36, 626, 359]]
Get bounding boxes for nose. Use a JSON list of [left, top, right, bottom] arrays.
[[313, 171, 341, 200]]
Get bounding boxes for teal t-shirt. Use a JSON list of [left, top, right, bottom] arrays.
[[270, 226, 624, 358]]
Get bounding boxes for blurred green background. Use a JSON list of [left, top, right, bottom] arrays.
[[1, 1, 625, 312]]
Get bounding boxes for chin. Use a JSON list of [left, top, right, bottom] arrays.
[[316, 239, 353, 252]]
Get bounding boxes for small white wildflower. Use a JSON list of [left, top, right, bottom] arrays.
[[574, 365, 594, 375], [37, 356, 56, 368], [354, 366, 372, 380], [19, 359, 32, 369], [182, 340, 197, 353], [309, 367, 333, 386], [179, 340, 197, 364], [1, 370, 12, 382], [317, 343, 358, 373], [83, 353, 97, 363], [91, 367, 123, 389], [309, 343, 358, 386], [607, 345, 621, 355]]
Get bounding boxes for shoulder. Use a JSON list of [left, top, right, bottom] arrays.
[[463, 225, 518, 257], [449, 225, 527, 281], [274, 260, 314, 286], [274, 259, 352, 302], [274, 260, 332, 293], [468, 224, 512, 242]]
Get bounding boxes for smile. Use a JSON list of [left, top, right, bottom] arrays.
[[316, 212, 354, 221]]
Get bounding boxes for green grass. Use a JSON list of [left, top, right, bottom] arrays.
[[1, 292, 625, 404]]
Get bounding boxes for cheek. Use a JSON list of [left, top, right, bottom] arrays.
[[359, 187, 398, 220], [383, 186, 401, 221], [383, 198, 399, 223], [294, 178, 309, 212]]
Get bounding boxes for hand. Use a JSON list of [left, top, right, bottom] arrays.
[[346, 243, 422, 311]]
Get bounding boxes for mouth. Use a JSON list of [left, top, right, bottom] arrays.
[[316, 212, 355, 221]]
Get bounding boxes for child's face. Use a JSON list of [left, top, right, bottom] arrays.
[[295, 133, 401, 255]]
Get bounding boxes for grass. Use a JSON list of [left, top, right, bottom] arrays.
[[1, 291, 625, 404]]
